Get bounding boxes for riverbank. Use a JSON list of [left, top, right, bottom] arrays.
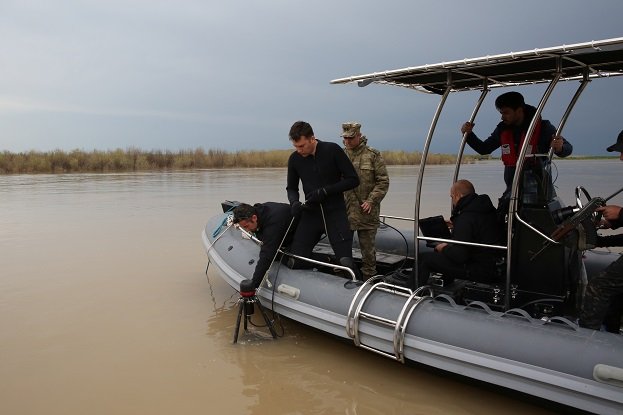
[[1, 148, 614, 174], [0, 148, 490, 174]]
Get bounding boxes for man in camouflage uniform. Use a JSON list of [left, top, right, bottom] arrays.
[[342, 122, 390, 280], [579, 130, 623, 333]]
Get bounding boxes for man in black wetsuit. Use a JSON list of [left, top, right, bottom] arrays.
[[232, 202, 295, 288], [286, 121, 361, 278]]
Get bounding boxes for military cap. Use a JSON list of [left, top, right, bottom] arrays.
[[341, 122, 361, 138]]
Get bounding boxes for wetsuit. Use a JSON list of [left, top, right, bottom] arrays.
[[250, 202, 295, 288], [286, 140, 359, 265]]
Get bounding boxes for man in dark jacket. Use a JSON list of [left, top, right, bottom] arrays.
[[414, 180, 499, 288], [579, 130, 623, 333], [286, 121, 360, 276], [460, 91, 573, 201], [232, 202, 295, 288]]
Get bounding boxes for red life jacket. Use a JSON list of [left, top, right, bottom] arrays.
[[500, 118, 541, 166]]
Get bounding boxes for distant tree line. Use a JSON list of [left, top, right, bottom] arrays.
[[0, 148, 490, 174]]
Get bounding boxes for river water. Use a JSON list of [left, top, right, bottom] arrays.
[[1, 160, 621, 414]]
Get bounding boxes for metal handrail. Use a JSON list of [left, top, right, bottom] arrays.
[[278, 250, 357, 282], [416, 236, 507, 251], [380, 214, 415, 222], [234, 222, 357, 281]]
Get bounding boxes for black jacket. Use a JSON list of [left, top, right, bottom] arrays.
[[252, 202, 293, 287], [465, 105, 573, 193], [286, 140, 359, 211], [443, 193, 499, 278]]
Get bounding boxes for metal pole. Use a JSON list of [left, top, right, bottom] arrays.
[[505, 59, 562, 309], [414, 73, 452, 287], [453, 82, 489, 184], [548, 68, 590, 160]]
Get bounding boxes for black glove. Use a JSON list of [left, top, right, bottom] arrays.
[[305, 187, 327, 204], [291, 201, 304, 217]]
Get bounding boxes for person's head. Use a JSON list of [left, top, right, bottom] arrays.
[[289, 121, 317, 157], [606, 129, 623, 161], [495, 91, 525, 126], [450, 179, 475, 207], [341, 122, 362, 149], [232, 203, 259, 232]]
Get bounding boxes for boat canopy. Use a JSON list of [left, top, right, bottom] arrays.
[[331, 38, 623, 92], [331, 37, 623, 308]]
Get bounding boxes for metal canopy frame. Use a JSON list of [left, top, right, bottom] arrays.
[[331, 37, 623, 309], [330, 38, 623, 92]]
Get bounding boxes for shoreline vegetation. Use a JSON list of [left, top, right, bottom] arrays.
[[0, 148, 614, 174]]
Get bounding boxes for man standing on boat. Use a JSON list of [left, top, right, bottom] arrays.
[[579, 130, 623, 333], [413, 180, 499, 288], [286, 121, 361, 278], [341, 122, 390, 281], [232, 202, 295, 289], [460, 91, 573, 201]]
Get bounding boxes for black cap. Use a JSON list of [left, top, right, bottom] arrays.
[[606, 130, 623, 152]]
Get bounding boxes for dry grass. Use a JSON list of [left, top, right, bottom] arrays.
[[0, 148, 488, 174]]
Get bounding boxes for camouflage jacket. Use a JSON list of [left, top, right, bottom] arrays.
[[344, 137, 390, 229]]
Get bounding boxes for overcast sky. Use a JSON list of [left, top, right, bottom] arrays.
[[1, 0, 622, 155]]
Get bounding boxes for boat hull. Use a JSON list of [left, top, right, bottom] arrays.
[[203, 213, 623, 414]]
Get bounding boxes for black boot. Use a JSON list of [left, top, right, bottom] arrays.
[[339, 257, 362, 281]]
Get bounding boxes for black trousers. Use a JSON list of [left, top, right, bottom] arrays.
[[413, 251, 467, 288], [289, 206, 353, 265]]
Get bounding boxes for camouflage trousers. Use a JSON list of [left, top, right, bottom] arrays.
[[355, 228, 378, 280], [579, 255, 623, 331]]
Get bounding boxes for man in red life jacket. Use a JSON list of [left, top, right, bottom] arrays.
[[460, 91, 573, 202]]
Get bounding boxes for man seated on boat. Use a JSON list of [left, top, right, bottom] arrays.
[[286, 121, 361, 279], [579, 130, 623, 333], [460, 91, 573, 204], [232, 202, 296, 289], [412, 180, 499, 288]]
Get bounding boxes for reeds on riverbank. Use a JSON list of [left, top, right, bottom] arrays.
[[0, 148, 487, 174]]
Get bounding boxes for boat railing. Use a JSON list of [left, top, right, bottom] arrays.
[[346, 278, 433, 363], [278, 250, 357, 282], [232, 223, 358, 281], [416, 236, 507, 251], [380, 214, 415, 223], [513, 212, 559, 245]]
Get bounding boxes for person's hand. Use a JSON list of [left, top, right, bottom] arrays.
[[434, 242, 448, 252], [596, 205, 622, 223], [305, 188, 327, 204], [550, 135, 564, 152], [461, 122, 474, 135], [360, 201, 372, 214], [291, 201, 304, 217], [597, 218, 612, 229], [445, 219, 453, 230]]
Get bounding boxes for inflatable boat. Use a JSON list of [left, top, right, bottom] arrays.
[[203, 38, 623, 414]]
